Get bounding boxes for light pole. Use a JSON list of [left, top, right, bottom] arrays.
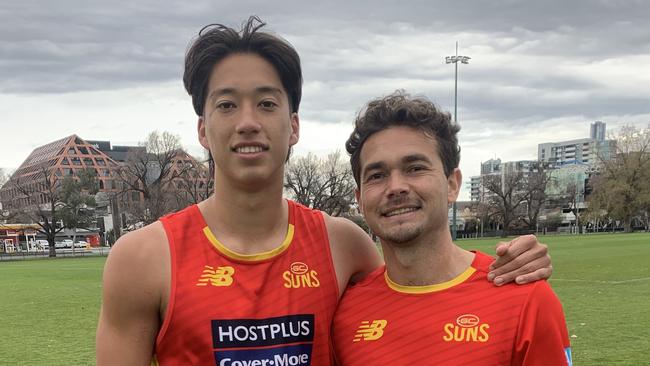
[[446, 41, 470, 241]]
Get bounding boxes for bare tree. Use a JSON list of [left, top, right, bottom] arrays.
[[588, 124, 650, 232], [0, 168, 9, 222], [9, 167, 64, 257], [113, 131, 187, 225], [284, 151, 356, 216], [174, 157, 213, 207], [0, 168, 7, 189], [521, 168, 550, 230], [482, 172, 529, 237]]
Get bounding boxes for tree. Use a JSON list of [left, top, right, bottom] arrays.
[[113, 131, 190, 226], [173, 157, 213, 207], [587, 124, 650, 232], [59, 168, 98, 254], [0, 168, 10, 222], [0, 168, 7, 189], [521, 168, 550, 231], [482, 172, 529, 237], [9, 167, 65, 257], [284, 151, 356, 216]]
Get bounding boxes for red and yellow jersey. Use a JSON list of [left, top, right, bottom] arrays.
[[332, 251, 572, 366], [155, 200, 339, 366]]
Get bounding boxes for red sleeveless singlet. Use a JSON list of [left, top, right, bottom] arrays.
[[154, 200, 339, 366]]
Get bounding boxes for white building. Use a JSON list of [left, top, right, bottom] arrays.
[[538, 121, 615, 168]]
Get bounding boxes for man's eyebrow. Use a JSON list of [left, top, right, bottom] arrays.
[[207, 86, 284, 102], [402, 154, 432, 164], [361, 161, 386, 176]]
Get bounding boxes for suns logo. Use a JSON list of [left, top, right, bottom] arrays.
[[283, 262, 320, 288], [442, 314, 489, 343]]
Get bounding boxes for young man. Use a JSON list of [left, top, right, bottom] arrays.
[[333, 92, 572, 365], [96, 17, 553, 365]]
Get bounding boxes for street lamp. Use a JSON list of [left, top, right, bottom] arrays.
[[446, 41, 470, 241]]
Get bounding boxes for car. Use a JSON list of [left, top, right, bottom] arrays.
[[62, 239, 74, 248], [74, 240, 89, 249], [35, 240, 49, 251]]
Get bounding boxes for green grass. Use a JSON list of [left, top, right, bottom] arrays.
[[1, 233, 649, 365], [0, 257, 105, 366], [458, 232, 650, 366]]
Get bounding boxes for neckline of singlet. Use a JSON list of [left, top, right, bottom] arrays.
[[197, 200, 295, 262], [384, 262, 477, 294]]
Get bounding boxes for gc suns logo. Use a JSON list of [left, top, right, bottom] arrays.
[[443, 314, 489, 343], [283, 262, 320, 288]]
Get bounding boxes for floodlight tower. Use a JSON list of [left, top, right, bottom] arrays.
[[445, 41, 470, 241]]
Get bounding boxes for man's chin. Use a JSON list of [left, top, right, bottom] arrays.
[[379, 226, 422, 245]]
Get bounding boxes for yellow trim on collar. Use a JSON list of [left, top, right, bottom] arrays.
[[385, 266, 476, 294], [202, 224, 295, 262]]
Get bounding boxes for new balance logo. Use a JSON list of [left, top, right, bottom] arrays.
[[353, 320, 387, 342], [197, 266, 235, 287]]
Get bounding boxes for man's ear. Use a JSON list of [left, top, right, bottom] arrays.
[[198, 116, 209, 149], [355, 188, 363, 214], [289, 112, 300, 146], [447, 168, 462, 205]]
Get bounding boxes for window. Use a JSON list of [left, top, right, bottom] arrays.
[[96, 158, 106, 166], [83, 158, 94, 166], [68, 147, 77, 155], [71, 157, 81, 166], [61, 157, 70, 165], [90, 147, 101, 155], [78, 147, 89, 155]]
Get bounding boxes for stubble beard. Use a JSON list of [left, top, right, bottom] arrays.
[[378, 222, 424, 246]]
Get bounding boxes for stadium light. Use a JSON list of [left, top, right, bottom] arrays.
[[446, 41, 470, 241]]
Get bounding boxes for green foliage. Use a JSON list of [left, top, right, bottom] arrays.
[[59, 168, 98, 232], [587, 125, 650, 231]]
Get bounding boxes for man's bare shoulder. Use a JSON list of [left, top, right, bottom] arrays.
[[322, 214, 382, 291], [110, 221, 168, 259], [97, 221, 168, 365], [104, 221, 169, 294]]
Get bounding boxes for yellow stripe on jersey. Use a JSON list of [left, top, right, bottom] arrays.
[[384, 266, 476, 294], [202, 224, 295, 262]]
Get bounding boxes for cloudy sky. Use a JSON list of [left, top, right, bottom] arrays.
[[1, 0, 649, 200]]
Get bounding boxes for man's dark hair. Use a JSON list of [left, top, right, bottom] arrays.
[[183, 15, 303, 116], [346, 90, 461, 186]]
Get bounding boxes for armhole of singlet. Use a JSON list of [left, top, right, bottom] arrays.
[[154, 214, 179, 348], [313, 208, 341, 302]]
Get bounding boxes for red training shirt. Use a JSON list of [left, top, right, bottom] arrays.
[[332, 251, 572, 365]]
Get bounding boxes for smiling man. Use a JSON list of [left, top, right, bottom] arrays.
[[333, 91, 572, 365], [96, 17, 554, 366]]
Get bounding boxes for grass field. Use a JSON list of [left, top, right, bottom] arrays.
[[0, 232, 648, 365]]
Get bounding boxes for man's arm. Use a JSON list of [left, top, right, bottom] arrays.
[[96, 222, 168, 365], [325, 215, 383, 297], [488, 235, 552, 286]]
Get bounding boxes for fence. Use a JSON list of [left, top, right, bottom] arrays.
[[0, 247, 111, 262]]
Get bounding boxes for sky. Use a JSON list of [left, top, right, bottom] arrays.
[[1, 0, 649, 200]]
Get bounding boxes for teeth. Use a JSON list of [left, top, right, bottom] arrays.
[[385, 207, 417, 217], [236, 146, 263, 154]]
